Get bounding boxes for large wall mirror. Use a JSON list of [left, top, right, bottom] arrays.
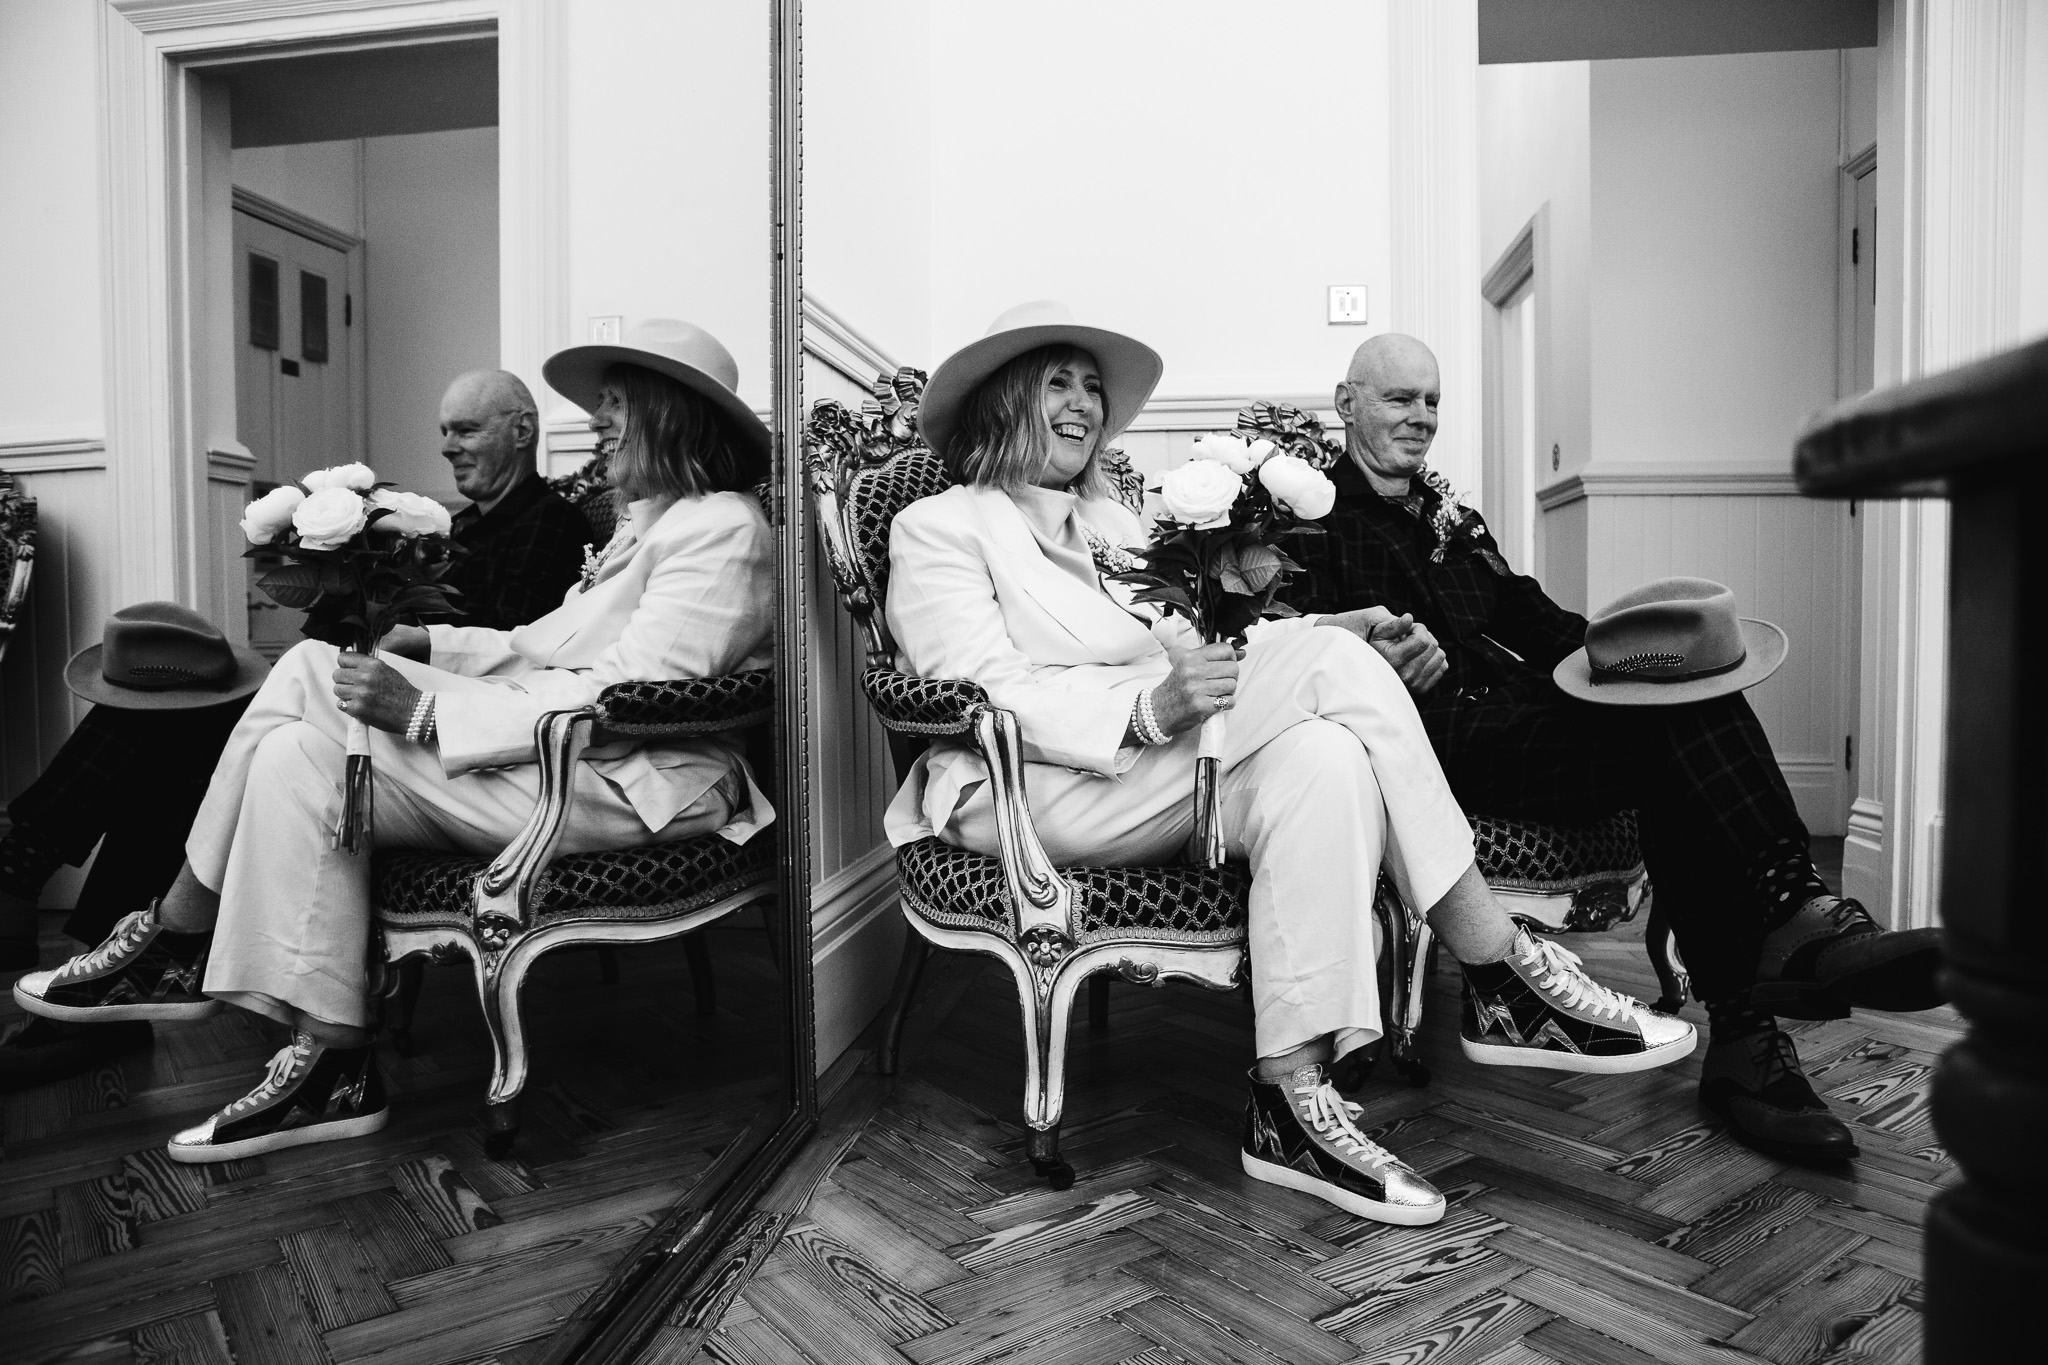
[[0, 2, 809, 1362]]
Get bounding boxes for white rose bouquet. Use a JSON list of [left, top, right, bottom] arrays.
[[1109, 432, 1338, 865], [242, 463, 462, 852]]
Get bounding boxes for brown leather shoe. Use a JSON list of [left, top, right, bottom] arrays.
[[1699, 1022, 1857, 1163], [1752, 896, 1945, 1020]]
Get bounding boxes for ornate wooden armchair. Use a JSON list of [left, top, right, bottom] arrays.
[[807, 370, 1320, 1190], [0, 471, 35, 666], [371, 454, 777, 1157]]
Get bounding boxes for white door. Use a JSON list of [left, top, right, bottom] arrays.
[[233, 208, 358, 654], [232, 209, 356, 487], [1482, 276, 1538, 574]]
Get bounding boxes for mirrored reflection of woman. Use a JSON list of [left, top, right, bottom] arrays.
[[14, 320, 776, 1163], [886, 302, 1695, 1227]]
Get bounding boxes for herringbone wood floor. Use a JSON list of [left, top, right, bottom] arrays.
[[676, 872, 1952, 1365], [0, 915, 784, 1365]]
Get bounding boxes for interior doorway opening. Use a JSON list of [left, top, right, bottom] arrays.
[[1481, 216, 1541, 577]]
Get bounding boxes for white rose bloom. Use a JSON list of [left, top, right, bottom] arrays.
[[303, 462, 378, 493], [1188, 433, 1258, 475], [368, 487, 454, 537], [292, 486, 370, 550], [1245, 438, 1277, 467], [1158, 459, 1244, 529], [1259, 454, 1337, 520], [240, 485, 305, 545]]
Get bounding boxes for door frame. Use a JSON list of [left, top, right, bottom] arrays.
[[1480, 205, 1547, 578], [94, 0, 564, 622], [231, 185, 370, 477]]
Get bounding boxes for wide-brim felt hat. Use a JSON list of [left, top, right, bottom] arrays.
[[542, 317, 771, 455], [65, 601, 270, 710], [1553, 576, 1787, 706], [919, 300, 1164, 458]]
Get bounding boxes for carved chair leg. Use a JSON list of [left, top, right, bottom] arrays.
[[1398, 916, 1435, 1087], [597, 947, 620, 986], [483, 1098, 520, 1160], [878, 930, 932, 1077], [1643, 892, 1691, 1015], [387, 959, 426, 1059], [1023, 966, 1078, 1192], [1088, 973, 1111, 1031], [684, 933, 715, 1018]]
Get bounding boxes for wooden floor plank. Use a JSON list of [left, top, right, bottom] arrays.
[[130, 1309, 235, 1365], [745, 1268, 914, 1365], [1726, 1260, 1914, 1365], [1509, 1269, 1772, 1365], [1113, 1295, 1287, 1365], [778, 1225, 953, 1343], [1687, 1216, 1870, 1312], [1346, 1289, 1552, 1365], [214, 1264, 335, 1365]]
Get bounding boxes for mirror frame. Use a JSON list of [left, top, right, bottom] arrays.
[[532, 1, 814, 1358]]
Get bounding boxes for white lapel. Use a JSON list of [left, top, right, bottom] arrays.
[[512, 497, 677, 664], [972, 488, 1159, 664]]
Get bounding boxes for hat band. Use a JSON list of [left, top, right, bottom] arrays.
[[107, 663, 231, 692], [1589, 648, 1746, 686]]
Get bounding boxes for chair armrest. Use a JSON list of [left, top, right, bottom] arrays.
[[969, 706, 1079, 966], [595, 668, 773, 739], [862, 666, 990, 736], [472, 706, 595, 949]]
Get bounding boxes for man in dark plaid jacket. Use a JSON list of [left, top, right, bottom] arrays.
[[1285, 333, 1945, 1164], [0, 370, 592, 1088]]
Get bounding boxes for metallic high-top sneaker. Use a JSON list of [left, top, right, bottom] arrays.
[[13, 902, 220, 1023], [1460, 928, 1696, 1073], [168, 1032, 388, 1163], [1241, 1062, 1446, 1226]]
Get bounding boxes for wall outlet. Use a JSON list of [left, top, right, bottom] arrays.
[[589, 315, 622, 344], [1327, 286, 1369, 325]]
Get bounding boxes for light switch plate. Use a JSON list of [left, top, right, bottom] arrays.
[[1327, 286, 1369, 325], [589, 315, 622, 344]]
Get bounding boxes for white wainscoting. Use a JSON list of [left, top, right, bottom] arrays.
[[1540, 464, 1856, 835], [800, 295, 908, 1073], [1, 438, 113, 824]]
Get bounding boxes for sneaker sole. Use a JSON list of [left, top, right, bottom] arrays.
[[166, 1107, 389, 1164], [13, 984, 222, 1024], [1241, 1151, 1445, 1226], [1459, 1028, 1696, 1074]]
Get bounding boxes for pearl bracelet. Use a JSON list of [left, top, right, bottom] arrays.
[[405, 691, 437, 745], [1133, 687, 1170, 746]]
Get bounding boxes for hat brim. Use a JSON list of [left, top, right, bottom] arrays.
[[65, 643, 271, 711], [542, 344, 772, 455], [1552, 618, 1788, 706], [919, 323, 1164, 457]]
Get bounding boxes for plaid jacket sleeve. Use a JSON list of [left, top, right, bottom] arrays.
[[1460, 516, 1588, 672], [454, 496, 596, 630]]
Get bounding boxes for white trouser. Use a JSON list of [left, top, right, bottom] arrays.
[[187, 641, 738, 1030], [941, 626, 1474, 1060]]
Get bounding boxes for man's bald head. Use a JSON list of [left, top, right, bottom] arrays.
[[440, 369, 540, 510], [1334, 332, 1441, 496]]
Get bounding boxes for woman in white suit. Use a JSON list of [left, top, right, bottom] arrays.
[[16, 320, 775, 1163], [887, 302, 1692, 1227]]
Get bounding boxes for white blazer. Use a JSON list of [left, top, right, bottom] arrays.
[[883, 484, 1311, 843], [425, 490, 775, 832]]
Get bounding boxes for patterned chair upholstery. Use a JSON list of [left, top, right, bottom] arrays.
[[808, 369, 1408, 1188], [371, 455, 776, 1157], [1235, 404, 1690, 1066], [0, 471, 35, 666]]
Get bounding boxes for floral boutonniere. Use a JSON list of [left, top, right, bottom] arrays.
[[1417, 467, 1508, 574], [1083, 526, 1139, 578]]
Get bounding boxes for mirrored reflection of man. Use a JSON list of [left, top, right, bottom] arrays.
[[0, 367, 591, 1088], [1284, 333, 1947, 1164]]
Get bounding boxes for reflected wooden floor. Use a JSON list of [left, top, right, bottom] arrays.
[[693, 846, 1953, 1365], [0, 915, 783, 1365]]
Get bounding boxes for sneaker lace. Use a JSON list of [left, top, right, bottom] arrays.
[[224, 1036, 315, 1118], [69, 909, 154, 976], [1293, 1078, 1399, 1174], [1519, 934, 1642, 1023]]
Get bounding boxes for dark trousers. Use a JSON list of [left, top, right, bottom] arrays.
[[1423, 683, 1810, 1002], [2, 699, 250, 946]]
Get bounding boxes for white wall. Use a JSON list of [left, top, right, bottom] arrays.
[[804, 0, 933, 368], [0, 0, 103, 443], [924, 1, 1393, 400], [362, 129, 500, 499], [1588, 50, 1843, 469], [233, 140, 363, 237], [2021, 0, 2048, 342], [558, 0, 771, 428]]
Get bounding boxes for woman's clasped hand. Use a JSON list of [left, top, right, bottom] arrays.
[[1149, 640, 1243, 735], [330, 651, 424, 735]]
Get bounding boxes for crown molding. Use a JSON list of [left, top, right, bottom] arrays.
[[801, 292, 898, 388]]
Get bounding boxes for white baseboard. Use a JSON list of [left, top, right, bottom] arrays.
[[1842, 796, 1888, 923], [810, 844, 903, 1076], [1779, 757, 1848, 838]]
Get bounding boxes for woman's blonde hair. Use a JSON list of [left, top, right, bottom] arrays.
[[944, 344, 1114, 499], [602, 362, 768, 503]]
